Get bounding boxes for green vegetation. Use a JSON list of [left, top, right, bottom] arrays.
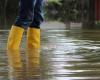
[[45, 0, 96, 28], [45, 0, 86, 22], [47, 0, 61, 4]]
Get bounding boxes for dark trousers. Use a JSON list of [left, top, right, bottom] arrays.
[[14, 0, 44, 29]]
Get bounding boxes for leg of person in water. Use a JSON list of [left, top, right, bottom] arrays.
[[7, 0, 37, 50], [7, 1, 37, 79], [26, 0, 44, 79], [27, 0, 44, 49]]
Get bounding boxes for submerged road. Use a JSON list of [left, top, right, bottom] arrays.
[[1, 23, 100, 80]]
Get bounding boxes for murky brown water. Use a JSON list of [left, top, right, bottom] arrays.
[[1, 28, 100, 80]]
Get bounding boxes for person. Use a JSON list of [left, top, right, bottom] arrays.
[[7, 0, 44, 50]]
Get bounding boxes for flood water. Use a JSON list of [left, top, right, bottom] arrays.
[[1, 27, 100, 80]]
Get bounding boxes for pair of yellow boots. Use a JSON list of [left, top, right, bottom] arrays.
[[7, 25, 40, 50]]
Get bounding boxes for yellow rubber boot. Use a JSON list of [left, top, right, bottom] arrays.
[[27, 27, 40, 49], [7, 26, 24, 50]]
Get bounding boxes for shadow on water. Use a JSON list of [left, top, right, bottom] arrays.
[[1, 28, 100, 80]]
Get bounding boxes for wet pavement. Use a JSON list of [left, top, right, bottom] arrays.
[[1, 27, 100, 80]]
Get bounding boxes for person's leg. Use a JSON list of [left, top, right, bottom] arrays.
[[27, 0, 44, 49], [27, 28, 40, 49], [29, 0, 44, 29], [7, 0, 36, 50], [14, 0, 36, 29]]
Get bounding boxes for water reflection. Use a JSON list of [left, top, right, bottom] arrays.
[[7, 49, 24, 80], [7, 49, 41, 80], [26, 49, 41, 80], [41, 29, 100, 80], [1, 29, 100, 80]]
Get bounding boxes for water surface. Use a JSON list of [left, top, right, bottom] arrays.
[[1, 28, 100, 80]]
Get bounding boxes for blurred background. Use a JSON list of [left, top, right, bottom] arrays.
[[0, 0, 100, 29]]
